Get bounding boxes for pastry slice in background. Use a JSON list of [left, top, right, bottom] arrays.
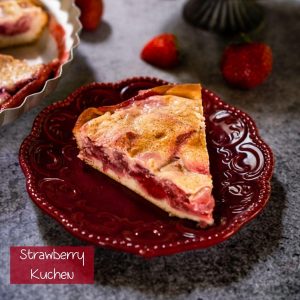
[[0, 0, 48, 49], [0, 54, 59, 110]]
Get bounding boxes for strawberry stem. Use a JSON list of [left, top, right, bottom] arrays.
[[240, 33, 252, 43]]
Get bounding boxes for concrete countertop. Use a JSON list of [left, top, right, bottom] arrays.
[[0, 0, 299, 299]]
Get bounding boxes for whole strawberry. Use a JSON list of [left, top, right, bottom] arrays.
[[221, 42, 273, 89], [75, 0, 103, 31], [141, 33, 179, 69]]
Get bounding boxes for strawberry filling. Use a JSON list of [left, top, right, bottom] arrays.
[[82, 139, 213, 221], [0, 16, 31, 36]]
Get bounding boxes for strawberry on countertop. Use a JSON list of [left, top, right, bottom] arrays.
[[141, 33, 179, 69], [75, 0, 103, 31], [221, 41, 273, 89]]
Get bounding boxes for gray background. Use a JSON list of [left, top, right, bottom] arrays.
[[1, 0, 299, 299]]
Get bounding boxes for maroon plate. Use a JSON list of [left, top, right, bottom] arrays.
[[19, 77, 274, 258]]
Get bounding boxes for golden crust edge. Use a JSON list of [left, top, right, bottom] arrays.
[[151, 83, 202, 101], [74, 83, 203, 132]]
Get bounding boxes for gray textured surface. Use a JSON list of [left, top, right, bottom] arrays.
[[0, 0, 300, 299]]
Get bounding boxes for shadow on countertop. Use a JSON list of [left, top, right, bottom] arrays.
[[80, 21, 112, 44], [48, 50, 97, 101], [35, 176, 286, 296]]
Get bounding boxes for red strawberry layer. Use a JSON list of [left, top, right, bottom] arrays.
[[0, 15, 30, 36], [82, 138, 214, 224]]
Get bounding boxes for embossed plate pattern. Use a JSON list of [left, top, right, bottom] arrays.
[[19, 77, 274, 257]]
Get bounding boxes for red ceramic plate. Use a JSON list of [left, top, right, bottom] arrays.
[[19, 77, 274, 258]]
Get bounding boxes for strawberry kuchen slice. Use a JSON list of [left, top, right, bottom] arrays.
[[73, 84, 215, 226]]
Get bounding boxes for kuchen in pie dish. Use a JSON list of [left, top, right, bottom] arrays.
[[0, 54, 59, 110], [19, 78, 274, 257], [0, 0, 81, 125], [0, 0, 58, 111]]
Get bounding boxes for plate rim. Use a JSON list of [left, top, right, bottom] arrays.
[[19, 77, 274, 258]]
